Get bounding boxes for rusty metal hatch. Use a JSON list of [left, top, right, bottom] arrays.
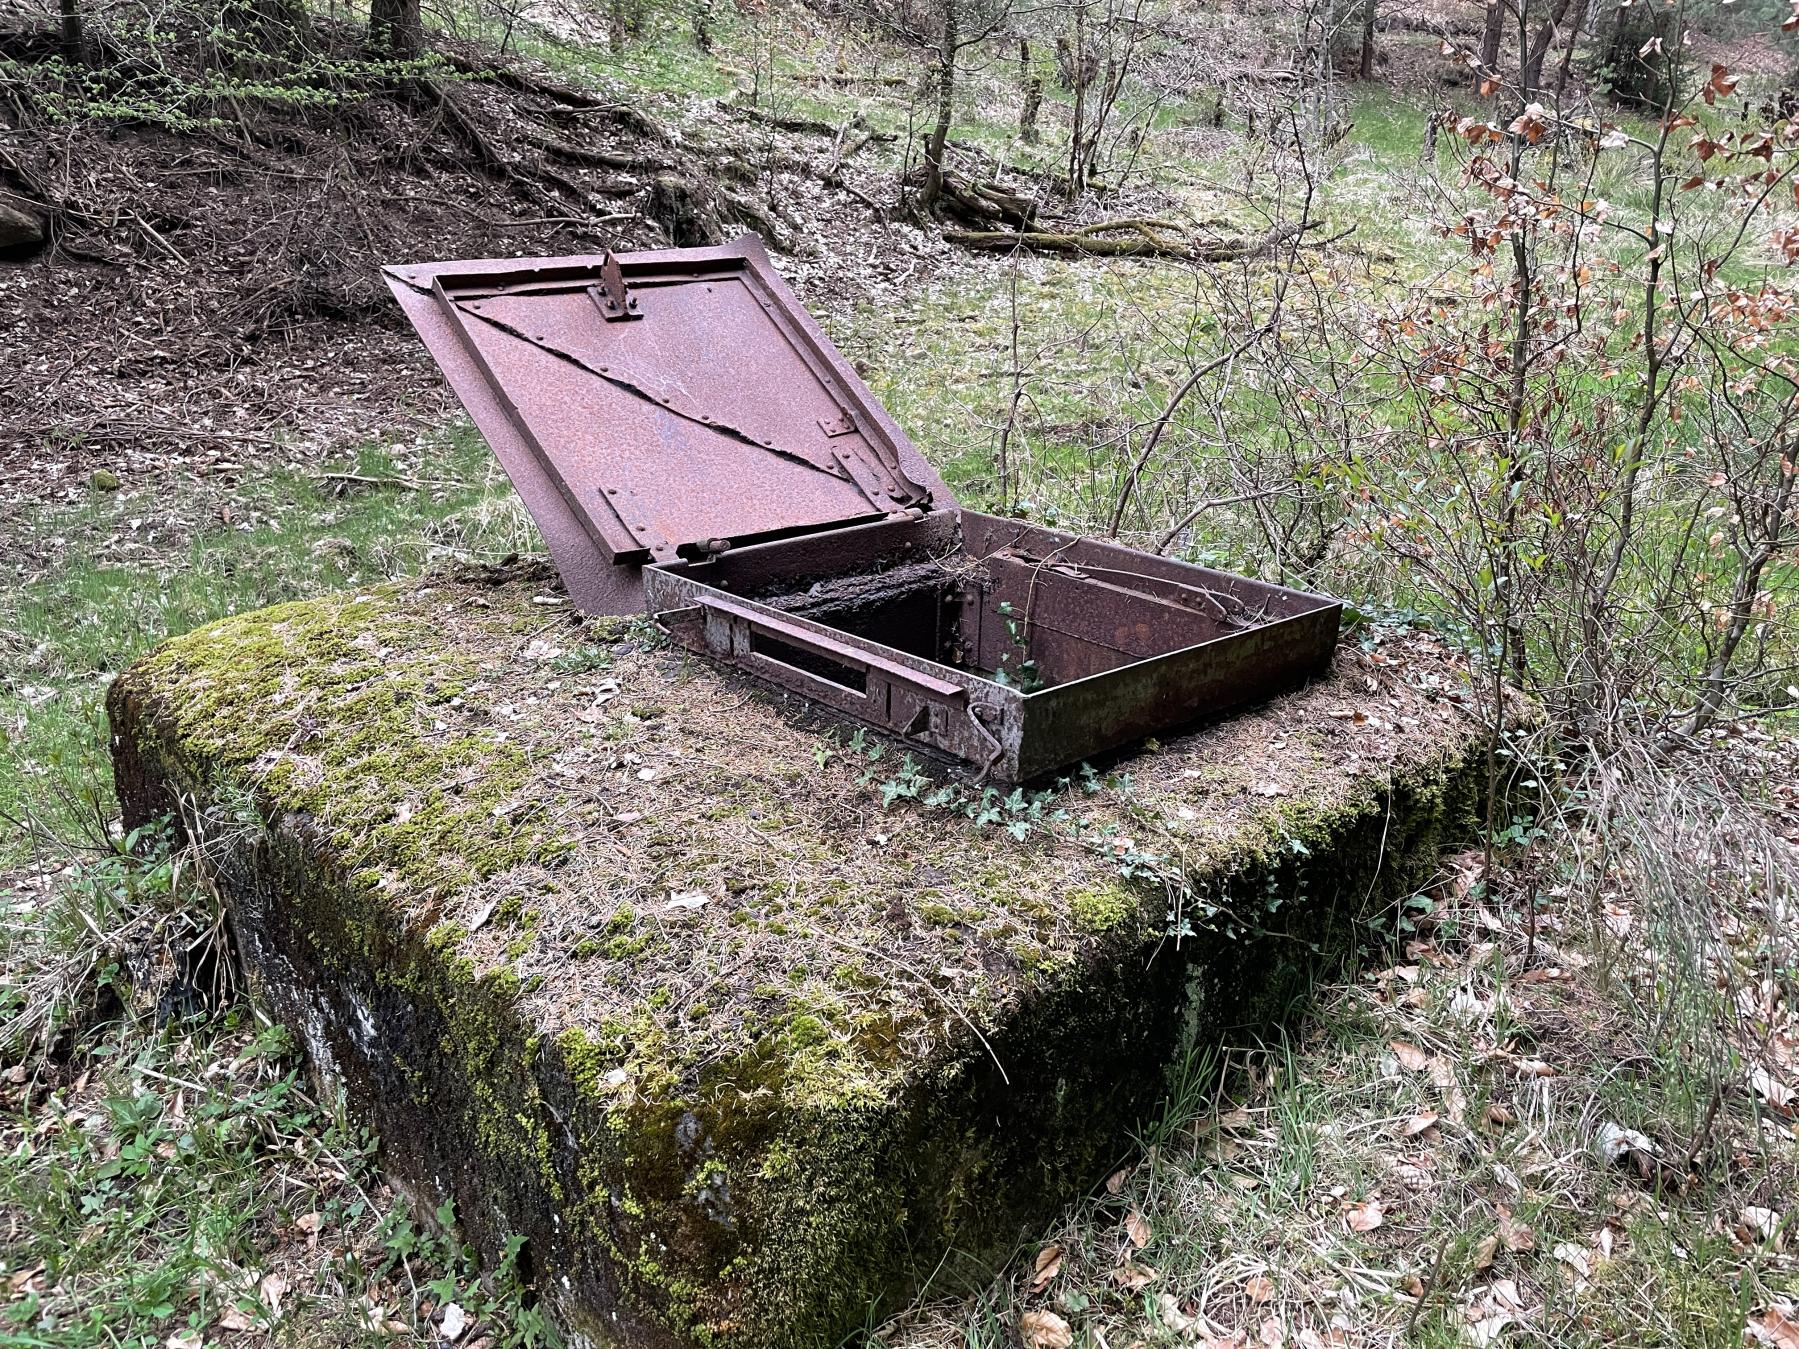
[[385, 236, 949, 613], [388, 235, 1342, 782]]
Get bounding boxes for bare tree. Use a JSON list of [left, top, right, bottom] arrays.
[[917, 0, 1017, 213]]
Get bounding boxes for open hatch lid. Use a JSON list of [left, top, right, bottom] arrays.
[[384, 235, 952, 613]]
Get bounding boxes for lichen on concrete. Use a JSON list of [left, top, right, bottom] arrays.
[[108, 558, 1502, 1348]]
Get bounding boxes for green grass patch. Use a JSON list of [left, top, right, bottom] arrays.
[[0, 427, 525, 864]]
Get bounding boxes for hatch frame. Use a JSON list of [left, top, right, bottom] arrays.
[[642, 510, 1343, 783]]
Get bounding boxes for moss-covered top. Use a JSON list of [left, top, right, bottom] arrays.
[[120, 560, 1489, 1110]]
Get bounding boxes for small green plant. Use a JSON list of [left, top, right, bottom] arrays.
[[990, 601, 1045, 693]]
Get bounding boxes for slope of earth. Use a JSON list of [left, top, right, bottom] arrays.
[[0, 6, 970, 509], [106, 561, 1503, 1347]]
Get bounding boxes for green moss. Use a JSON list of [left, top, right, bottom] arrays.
[[109, 569, 1496, 1349], [1068, 883, 1139, 934]]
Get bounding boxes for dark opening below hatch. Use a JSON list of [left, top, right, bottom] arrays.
[[745, 555, 1247, 693]]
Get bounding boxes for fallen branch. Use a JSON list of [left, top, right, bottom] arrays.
[[912, 167, 1036, 230], [789, 71, 911, 89], [945, 217, 1321, 262], [729, 104, 897, 144]]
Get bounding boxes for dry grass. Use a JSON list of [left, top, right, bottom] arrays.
[[883, 741, 1799, 1349]]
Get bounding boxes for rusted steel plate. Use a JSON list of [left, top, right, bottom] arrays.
[[385, 235, 952, 613]]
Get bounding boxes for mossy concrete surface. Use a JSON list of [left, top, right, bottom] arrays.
[[107, 559, 1499, 1348]]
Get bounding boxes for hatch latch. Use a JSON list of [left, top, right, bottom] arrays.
[[589, 252, 641, 322]]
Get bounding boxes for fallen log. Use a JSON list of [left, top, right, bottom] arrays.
[[944, 217, 1321, 263]]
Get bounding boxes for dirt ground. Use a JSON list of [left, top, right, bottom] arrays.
[[0, 19, 982, 512]]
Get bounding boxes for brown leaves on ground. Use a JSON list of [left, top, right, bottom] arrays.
[[1018, 1309, 1073, 1349], [1343, 1197, 1384, 1233], [1751, 1305, 1799, 1349], [1027, 1244, 1064, 1294], [1124, 1209, 1152, 1249]]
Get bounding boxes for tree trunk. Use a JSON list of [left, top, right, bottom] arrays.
[[368, 0, 423, 57], [1358, 0, 1377, 79], [1521, 0, 1574, 96], [1479, 1, 1503, 81], [1067, 1, 1087, 200], [1553, 5, 1579, 99], [58, 0, 84, 64], [1019, 37, 1042, 144], [920, 0, 958, 214], [231, 0, 312, 56]]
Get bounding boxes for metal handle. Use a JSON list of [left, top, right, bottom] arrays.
[[693, 596, 966, 703]]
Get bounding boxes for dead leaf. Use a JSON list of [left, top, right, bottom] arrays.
[[1125, 1210, 1151, 1249], [1739, 1207, 1783, 1248], [1105, 1166, 1131, 1195], [1401, 1111, 1439, 1137], [1553, 1241, 1592, 1280], [1112, 1262, 1157, 1293], [1391, 1041, 1432, 1072], [1029, 1245, 1064, 1294], [1020, 1309, 1074, 1349], [1345, 1198, 1384, 1233], [1157, 1293, 1197, 1333], [1753, 1068, 1796, 1112], [217, 1305, 257, 1332], [1752, 1305, 1799, 1349], [1484, 1102, 1516, 1129], [1257, 1316, 1284, 1348], [258, 1272, 287, 1318], [1471, 1233, 1499, 1270], [1498, 1208, 1535, 1252], [1245, 1273, 1275, 1303]]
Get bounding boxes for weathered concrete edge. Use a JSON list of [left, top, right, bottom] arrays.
[[108, 664, 1491, 1348]]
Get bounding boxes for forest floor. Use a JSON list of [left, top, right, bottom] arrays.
[[6, 1, 1799, 1346]]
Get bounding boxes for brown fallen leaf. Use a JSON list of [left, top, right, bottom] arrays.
[[1471, 1232, 1499, 1271], [1029, 1244, 1064, 1294], [1105, 1166, 1131, 1195], [1125, 1209, 1151, 1249], [1391, 1041, 1432, 1072], [216, 1305, 257, 1332], [1750, 1305, 1799, 1349], [1497, 1207, 1535, 1252], [1019, 1309, 1074, 1349], [1245, 1273, 1275, 1303], [1345, 1198, 1384, 1233], [1112, 1261, 1158, 1293]]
